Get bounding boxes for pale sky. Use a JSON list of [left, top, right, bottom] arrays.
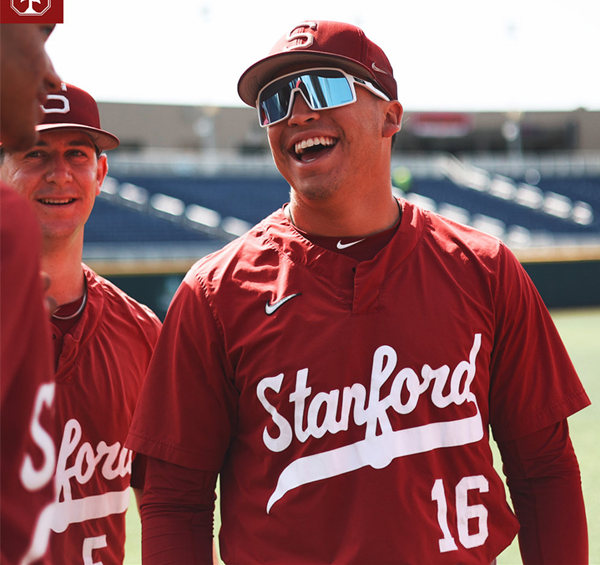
[[46, 0, 600, 112]]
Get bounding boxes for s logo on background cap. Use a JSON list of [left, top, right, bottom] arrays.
[[43, 94, 70, 114], [42, 83, 70, 114], [285, 21, 317, 51]]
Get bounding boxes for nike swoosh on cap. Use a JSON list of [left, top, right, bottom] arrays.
[[265, 293, 301, 315], [336, 238, 365, 250], [371, 62, 391, 75]]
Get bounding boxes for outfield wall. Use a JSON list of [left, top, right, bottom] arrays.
[[521, 259, 600, 309]]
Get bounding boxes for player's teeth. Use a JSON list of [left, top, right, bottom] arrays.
[[41, 198, 72, 204], [295, 136, 335, 154]]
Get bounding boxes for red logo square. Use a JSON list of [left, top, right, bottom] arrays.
[[1, 0, 64, 23]]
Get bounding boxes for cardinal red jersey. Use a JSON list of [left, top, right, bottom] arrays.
[[1, 183, 56, 565], [128, 200, 589, 564], [48, 266, 161, 565]]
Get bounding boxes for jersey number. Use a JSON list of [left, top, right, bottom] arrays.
[[431, 475, 489, 552], [82, 535, 107, 565]]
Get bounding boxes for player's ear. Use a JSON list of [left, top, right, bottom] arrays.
[[382, 101, 403, 138], [95, 154, 108, 196]]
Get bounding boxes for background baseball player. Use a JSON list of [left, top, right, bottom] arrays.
[[0, 83, 162, 565], [127, 20, 590, 564], [0, 22, 62, 565]]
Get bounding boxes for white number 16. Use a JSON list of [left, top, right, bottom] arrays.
[[431, 475, 489, 553]]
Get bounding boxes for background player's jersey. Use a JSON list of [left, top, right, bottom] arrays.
[[49, 266, 161, 565], [1, 184, 56, 565], [128, 200, 589, 564]]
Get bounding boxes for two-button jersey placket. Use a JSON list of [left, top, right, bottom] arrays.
[[351, 261, 386, 315]]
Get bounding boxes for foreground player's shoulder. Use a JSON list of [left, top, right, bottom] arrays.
[[186, 210, 284, 287], [84, 266, 161, 336], [416, 203, 506, 263]]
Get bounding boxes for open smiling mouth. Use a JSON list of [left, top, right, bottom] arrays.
[[39, 198, 76, 205], [293, 136, 337, 162]]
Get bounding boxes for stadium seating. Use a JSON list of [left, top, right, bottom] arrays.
[[86, 199, 204, 243], [405, 178, 597, 235], [85, 166, 599, 260], [111, 175, 290, 225], [534, 177, 600, 213]]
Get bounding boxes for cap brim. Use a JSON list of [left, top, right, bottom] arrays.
[[238, 51, 378, 107], [35, 123, 120, 151]]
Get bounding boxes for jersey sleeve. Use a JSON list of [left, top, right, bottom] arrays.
[[126, 268, 238, 471], [488, 244, 590, 442], [140, 456, 216, 564], [498, 420, 588, 564]]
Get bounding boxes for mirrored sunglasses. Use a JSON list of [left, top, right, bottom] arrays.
[[257, 67, 390, 128]]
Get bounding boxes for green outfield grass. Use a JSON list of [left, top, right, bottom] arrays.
[[124, 307, 600, 565]]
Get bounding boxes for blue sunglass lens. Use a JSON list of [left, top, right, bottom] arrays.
[[259, 70, 354, 125]]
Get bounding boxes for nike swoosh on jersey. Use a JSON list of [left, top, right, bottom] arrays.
[[265, 293, 301, 315], [336, 238, 365, 250]]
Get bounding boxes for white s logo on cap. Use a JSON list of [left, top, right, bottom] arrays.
[[42, 82, 69, 114], [285, 21, 317, 51]]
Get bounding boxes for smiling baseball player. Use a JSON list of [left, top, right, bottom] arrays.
[[127, 20, 590, 564], [1, 84, 162, 565]]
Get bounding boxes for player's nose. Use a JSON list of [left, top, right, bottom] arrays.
[[287, 92, 319, 126], [45, 155, 73, 184]]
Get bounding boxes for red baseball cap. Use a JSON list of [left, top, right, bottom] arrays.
[[237, 20, 398, 107], [37, 84, 119, 151]]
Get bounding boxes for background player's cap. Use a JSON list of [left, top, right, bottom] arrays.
[[37, 84, 120, 151], [237, 20, 398, 107]]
